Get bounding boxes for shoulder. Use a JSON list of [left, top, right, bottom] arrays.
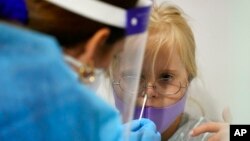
[[169, 113, 211, 141], [0, 22, 60, 55], [0, 22, 122, 140]]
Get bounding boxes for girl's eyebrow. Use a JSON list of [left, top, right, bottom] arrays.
[[158, 69, 179, 74]]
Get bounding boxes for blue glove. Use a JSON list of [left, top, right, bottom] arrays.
[[124, 118, 161, 141]]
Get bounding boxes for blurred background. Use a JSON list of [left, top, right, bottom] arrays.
[[156, 0, 250, 124]]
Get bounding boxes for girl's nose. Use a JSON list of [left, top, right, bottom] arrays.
[[144, 82, 159, 98]]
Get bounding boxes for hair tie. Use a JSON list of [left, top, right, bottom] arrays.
[[0, 0, 28, 24]]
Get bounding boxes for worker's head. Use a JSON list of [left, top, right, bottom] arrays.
[[25, 0, 152, 85]]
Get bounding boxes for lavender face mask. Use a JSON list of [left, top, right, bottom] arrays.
[[114, 93, 187, 133]]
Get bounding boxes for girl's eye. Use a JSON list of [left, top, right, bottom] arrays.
[[159, 73, 173, 81]]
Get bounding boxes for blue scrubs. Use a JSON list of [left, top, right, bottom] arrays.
[[0, 22, 122, 141]]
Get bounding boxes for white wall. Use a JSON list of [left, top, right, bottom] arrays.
[[228, 0, 250, 124], [156, 0, 250, 123]]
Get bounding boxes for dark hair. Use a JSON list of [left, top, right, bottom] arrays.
[[65, 0, 138, 46], [53, 17, 125, 47]]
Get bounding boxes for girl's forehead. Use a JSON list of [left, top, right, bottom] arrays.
[[143, 47, 186, 75]]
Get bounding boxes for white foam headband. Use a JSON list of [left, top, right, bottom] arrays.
[[46, 0, 152, 29]]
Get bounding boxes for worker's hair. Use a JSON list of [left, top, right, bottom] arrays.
[[26, 0, 138, 47]]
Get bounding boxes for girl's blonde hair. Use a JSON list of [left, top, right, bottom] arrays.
[[146, 3, 197, 81]]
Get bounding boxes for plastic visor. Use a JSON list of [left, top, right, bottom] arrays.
[[46, 0, 152, 140], [111, 19, 150, 141]]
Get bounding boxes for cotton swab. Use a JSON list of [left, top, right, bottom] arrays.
[[139, 94, 148, 120]]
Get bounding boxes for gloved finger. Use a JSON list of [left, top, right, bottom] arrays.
[[129, 119, 141, 131], [128, 119, 161, 141], [141, 129, 161, 141], [123, 119, 151, 132], [139, 118, 157, 132]]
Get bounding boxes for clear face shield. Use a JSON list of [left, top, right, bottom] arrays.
[[46, 0, 152, 139]]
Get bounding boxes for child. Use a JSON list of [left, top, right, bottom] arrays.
[[111, 3, 229, 141]]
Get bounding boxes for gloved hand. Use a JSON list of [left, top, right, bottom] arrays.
[[123, 118, 161, 141]]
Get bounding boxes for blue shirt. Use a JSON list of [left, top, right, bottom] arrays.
[[0, 22, 122, 141]]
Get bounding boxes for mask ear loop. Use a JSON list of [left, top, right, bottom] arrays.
[[64, 55, 96, 83]]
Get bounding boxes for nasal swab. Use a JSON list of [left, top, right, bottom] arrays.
[[139, 94, 148, 120]]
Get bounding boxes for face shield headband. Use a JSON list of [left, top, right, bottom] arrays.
[[45, 0, 152, 34]]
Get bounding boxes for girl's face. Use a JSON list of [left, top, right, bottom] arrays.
[[136, 48, 189, 108], [112, 46, 189, 108]]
